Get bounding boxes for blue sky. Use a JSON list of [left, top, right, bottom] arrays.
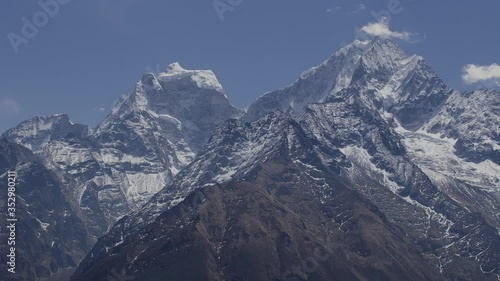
[[1, 0, 499, 133]]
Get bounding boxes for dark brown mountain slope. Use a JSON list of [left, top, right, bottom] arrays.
[[73, 160, 443, 281]]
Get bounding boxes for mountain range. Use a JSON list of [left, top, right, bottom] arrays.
[[0, 36, 498, 281]]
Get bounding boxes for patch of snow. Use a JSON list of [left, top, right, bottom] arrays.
[[35, 218, 50, 231], [395, 125, 500, 190]]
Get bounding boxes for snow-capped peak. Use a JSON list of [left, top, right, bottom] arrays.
[[337, 39, 371, 55], [1, 113, 91, 152], [157, 62, 226, 96], [299, 40, 369, 80], [299, 37, 406, 83], [357, 36, 407, 72], [166, 62, 182, 71]]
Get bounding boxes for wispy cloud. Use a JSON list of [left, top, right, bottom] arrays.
[[0, 97, 21, 115], [462, 63, 500, 86], [361, 17, 416, 41], [326, 6, 342, 13], [354, 3, 367, 13]]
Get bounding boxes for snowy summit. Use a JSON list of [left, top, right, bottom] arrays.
[[157, 62, 226, 96]]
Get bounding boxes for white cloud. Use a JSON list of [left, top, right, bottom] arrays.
[[0, 97, 21, 115], [361, 17, 416, 41], [462, 63, 500, 84]]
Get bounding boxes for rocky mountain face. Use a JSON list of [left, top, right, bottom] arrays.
[[72, 161, 445, 281], [398, 88, 500, 238], [243, 37, 451, 130], [1, 64, 241, 237], [1, 37, 499, 281], [423, 89, 499, 165], [0, 139, 92, 281], [298, 91, 499, 280], [2, 115, 118, 239], [2, 114, 92, 154], [1, 64, 241, 280], [71, 37, 499, 281], [71, 96, 499, 281], [72, 110, 443, 281], [93, 62, 242, 210]]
